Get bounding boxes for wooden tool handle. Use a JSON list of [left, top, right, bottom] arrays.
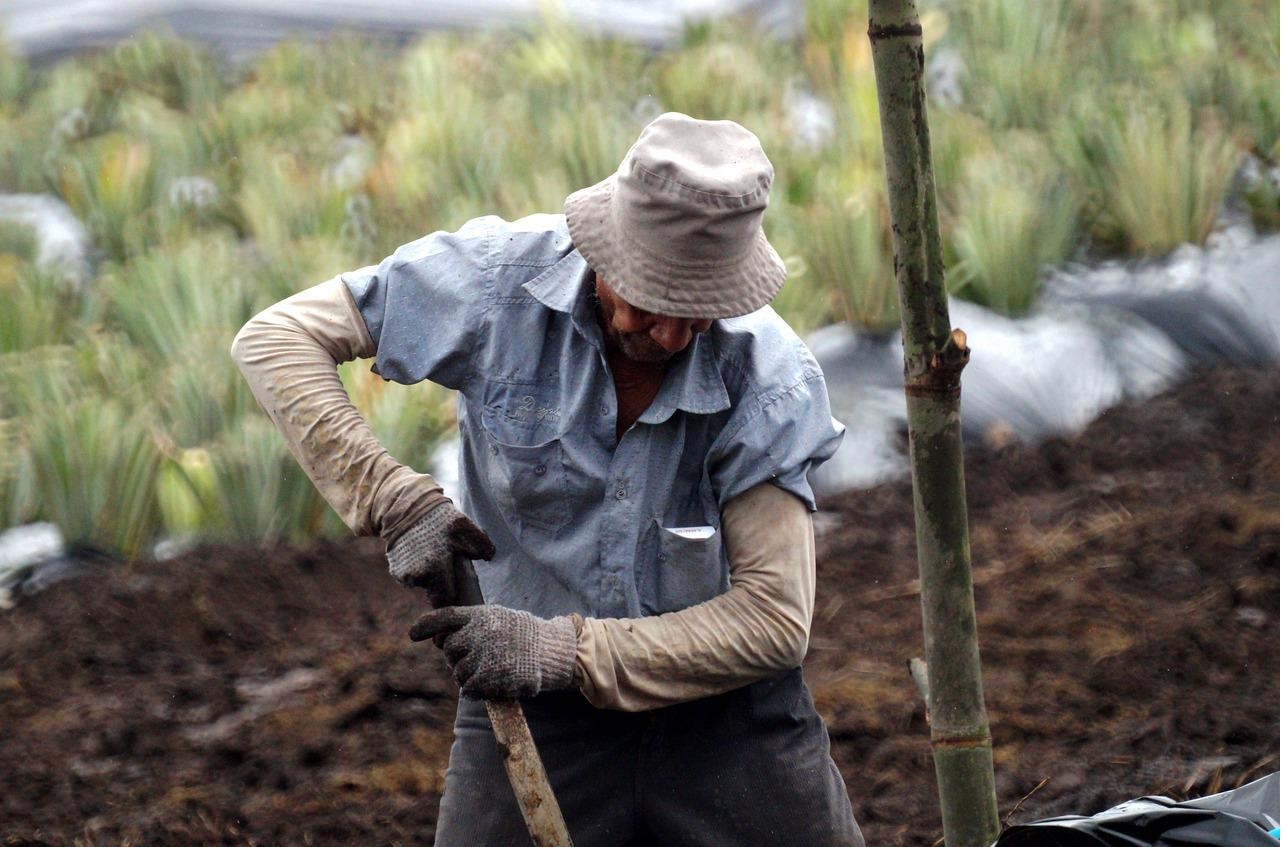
[[485, 699, 573, 847], [450, 551, 487, 606], [450, 554, 574, 847]]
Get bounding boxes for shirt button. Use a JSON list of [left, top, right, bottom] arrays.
[[615, 487, 627, 500], [533, 463, 547, 476], [599, 403, 609, 416], [657, 553, 668, 563]]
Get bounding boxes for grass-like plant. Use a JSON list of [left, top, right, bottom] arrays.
[[24, 396, 164, 556], [3, 347, 164, 556], [51, 132, 157, 262], [103, 232, 256, 360], [206, 416, 344, 542], [947, 144, 1081, 314], [369, 35, 510, 237], [99, 30, 224, 113], [236, 140, 354, 250], [159, 338, 259, 448], [214, 73, 330, 146], [1199, 0, 1279, 160], [0, 263, 70, 353], [0, 416, 35, 529], [1061, 96, 1242, 255], [340, 361, 457, 469], [496, 23, 650, 213], [156, 447, 217, 538], [114, 91, 210, 183], [0, 30, 29, 111], [800, 0, 883, 159], [1242, 167, 1280, 232], [771, 272, 835, 338], [0, 219, 36, 260], [952, 0, 1074, 131], [804, 169, 898, 332], [657, 21, 796, 133]]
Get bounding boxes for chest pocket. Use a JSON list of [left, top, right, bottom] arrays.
[[653, 520, 728, 614], [479, 405, 570, 537]]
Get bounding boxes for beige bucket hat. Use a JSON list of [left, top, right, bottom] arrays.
[[564, 112, 787, 320]]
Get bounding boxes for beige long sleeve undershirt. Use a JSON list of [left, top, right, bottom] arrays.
[[230, 277, 449, 544], [230, 277, 816, 710], [575, 482, 815, 711]]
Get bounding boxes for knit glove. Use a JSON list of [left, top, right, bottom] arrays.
[[386, 502, 496, 607], [409, 605, 578, 700]]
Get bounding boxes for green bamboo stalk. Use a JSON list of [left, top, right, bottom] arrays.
[[866, 2, 1000, 845]]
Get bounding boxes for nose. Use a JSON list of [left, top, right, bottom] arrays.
[[650, 317, 696, 353], [650, 316, 713, 353]]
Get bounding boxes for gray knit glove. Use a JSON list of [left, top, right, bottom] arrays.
[[386, 502, 495, 607], [409, 605, 578, 700]]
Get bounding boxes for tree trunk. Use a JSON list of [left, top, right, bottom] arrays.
[[866, 2, 1001, 845]]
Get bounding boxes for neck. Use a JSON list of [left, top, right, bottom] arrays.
[[607, 345, 665, 441]]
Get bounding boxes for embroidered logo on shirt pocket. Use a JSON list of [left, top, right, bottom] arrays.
[[479, 411, 570, 536], [654, 520, 726, 613]]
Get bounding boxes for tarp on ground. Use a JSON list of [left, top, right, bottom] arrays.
[[994, 772, 1279, 847]]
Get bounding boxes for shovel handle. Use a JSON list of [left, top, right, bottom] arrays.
[[450, 551, 487, 607], [450, 555, 574, 847]]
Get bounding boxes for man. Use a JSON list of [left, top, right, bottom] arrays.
[[232, 112, 863, 845]]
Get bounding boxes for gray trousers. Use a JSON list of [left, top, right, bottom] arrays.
[[434, 668, 864, 846]]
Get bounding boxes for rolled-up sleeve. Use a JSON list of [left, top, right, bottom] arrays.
[[343, 217, 495, 391], [707, 372, 845, 512]]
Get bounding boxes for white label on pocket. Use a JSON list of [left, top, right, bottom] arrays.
[[663, 525, 716, 540]]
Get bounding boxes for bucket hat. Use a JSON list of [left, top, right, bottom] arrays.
[[564, 112, 787, 320]]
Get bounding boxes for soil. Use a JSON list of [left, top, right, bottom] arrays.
[[2, 366, 1278, 846]]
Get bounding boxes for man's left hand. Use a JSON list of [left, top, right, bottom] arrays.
[[410, 605, 578, 700]]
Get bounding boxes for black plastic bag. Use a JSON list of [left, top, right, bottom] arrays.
[[995, 772, 1279, 847]]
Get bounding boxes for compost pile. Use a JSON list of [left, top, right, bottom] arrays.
[[2, 366, 1277, 846]]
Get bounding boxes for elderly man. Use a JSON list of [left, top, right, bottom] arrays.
[[232, 112, 863, 845]]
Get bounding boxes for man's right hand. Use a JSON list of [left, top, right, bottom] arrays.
[[386, 502, 496, 607]]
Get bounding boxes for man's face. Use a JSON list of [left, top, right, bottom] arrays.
[[595, 276, 714, 364]]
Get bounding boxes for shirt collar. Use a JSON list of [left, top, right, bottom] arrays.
[[522, 250, 602, 342], [523, 250, 588, 313], [523, 249, 730, 421], [638, 331, 731, 423]]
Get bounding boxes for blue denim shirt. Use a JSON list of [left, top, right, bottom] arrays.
[[344, 214, 844, 620]]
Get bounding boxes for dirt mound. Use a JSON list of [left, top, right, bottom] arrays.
[[2, 367, 1277, 845]]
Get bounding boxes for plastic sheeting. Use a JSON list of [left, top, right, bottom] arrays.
[[0, 194, 92, 289], [1044, 229, 1280, 367], [806, 298, 1191, 497], [808, 227, 1280, 497], [995, 772, 1279, 847], [950, 298, 1187, 445], [0, 0, 801, 61], [0, 522, 69, 609], [804, 325, 908, 493]]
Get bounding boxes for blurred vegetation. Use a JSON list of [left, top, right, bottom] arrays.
[[0, 0, 1275, 555]]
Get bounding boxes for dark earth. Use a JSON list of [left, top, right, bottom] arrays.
[[2, 366, 1278, 846]]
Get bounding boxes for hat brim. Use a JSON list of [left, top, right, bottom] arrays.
[[564, 176, 787, 320]]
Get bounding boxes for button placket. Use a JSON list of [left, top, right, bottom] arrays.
[[600, 430, 651, 617]]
